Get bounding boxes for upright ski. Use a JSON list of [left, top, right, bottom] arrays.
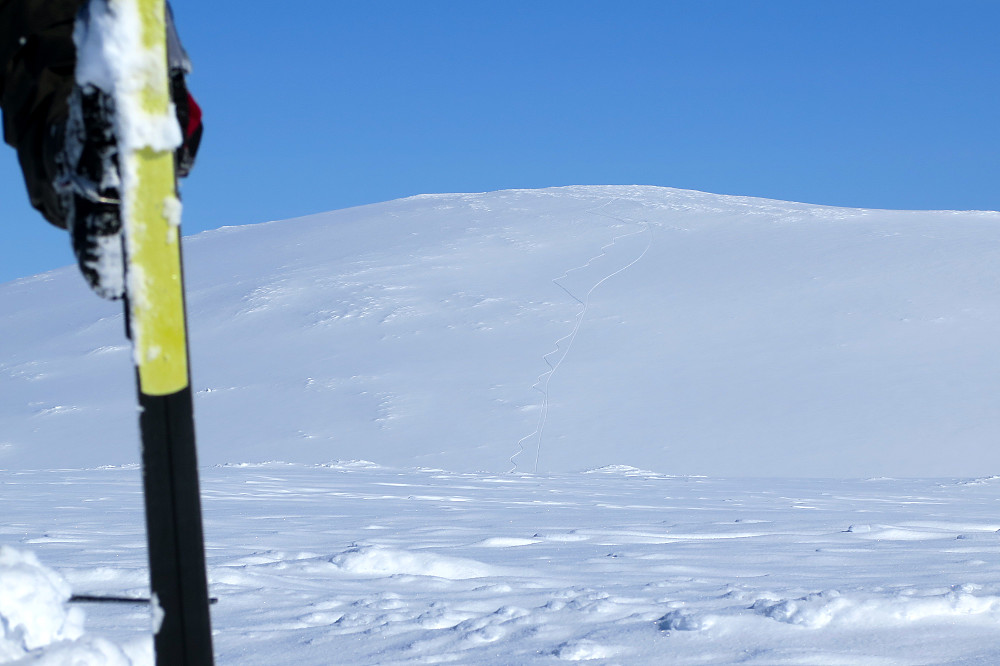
[[74, 1, 214, 664]]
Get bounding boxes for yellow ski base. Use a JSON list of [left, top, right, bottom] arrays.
[[121, 0, 189, 397], [128, 149, 187, 396]]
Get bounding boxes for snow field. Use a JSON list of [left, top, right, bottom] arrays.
[[5, 465, 1000, 664]]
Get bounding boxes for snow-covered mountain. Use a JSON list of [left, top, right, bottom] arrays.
[[4, 185, 1000, 476], [9, 186, 1000, 666]]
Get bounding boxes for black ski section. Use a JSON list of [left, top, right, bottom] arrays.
[[137, 383, 215, 665]]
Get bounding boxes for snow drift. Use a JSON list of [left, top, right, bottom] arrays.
[[0, 545, 143, 664], [2, 185, 1000, 476]]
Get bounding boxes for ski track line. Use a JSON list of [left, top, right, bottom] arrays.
[[510, 200, 654, 474]]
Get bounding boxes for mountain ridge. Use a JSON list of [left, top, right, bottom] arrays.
[[3, 185, 1000, 476]]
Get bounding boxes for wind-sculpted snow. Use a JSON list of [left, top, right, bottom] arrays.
[[5, 186, 1000, 475], [0, 546, 143, 664], [749, 588, 1000, 628], [5, 466, 1000, 663], [0, 546, 81, 658], [330, 545, 502, 579]]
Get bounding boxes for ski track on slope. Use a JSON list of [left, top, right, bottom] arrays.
[[510, 200, 654, 473]]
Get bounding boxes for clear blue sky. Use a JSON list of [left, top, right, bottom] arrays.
[[2, 0, 999, 284]]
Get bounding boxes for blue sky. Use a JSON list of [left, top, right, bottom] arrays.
[[2, 1, 999, 284]]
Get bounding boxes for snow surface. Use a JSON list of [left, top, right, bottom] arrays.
[[7, 465, 1000, 664], [5, 186, 1000, 663], [0, 543, 146, 664]]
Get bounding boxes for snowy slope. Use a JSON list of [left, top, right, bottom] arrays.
[[3, 185, 1000, 476]]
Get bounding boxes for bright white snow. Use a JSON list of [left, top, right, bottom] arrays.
[[6, 465, 1000, 664], [5, 186, 1000, 476], [0, 543, 146, 664], [4, 186, 1000, 663]]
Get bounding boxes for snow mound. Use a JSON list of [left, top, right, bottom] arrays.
[[0, 546, 138, 664], [752, 589, 1000, 628], [583, 465, 661, 476], [0, 546, 81, 656], [330, 546, 499, 579], [657, 609, 715, 632], [652, 586, 1000, 636], [213, 459, 381, 470], [553, 639, 624, 661], [472, 537, 539, 547]]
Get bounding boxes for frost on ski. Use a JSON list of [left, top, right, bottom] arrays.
[[162, 195, 182, 231], [72, 0, 185, 355], [86, 234, 127, 300], [73, 0, 182, 155]]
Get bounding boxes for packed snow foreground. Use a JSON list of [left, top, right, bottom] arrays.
[[4, 185, 1000, 663], [0, 545, 149, 664], [6, 466, 1000, 664]]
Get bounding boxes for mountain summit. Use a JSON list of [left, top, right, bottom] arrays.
[[3, 185, 1000, 476]]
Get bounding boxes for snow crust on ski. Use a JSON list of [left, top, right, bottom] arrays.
[[75, 0, 187, 396]]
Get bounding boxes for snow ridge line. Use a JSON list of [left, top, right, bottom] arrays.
[[509, 200, 654, 473]]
